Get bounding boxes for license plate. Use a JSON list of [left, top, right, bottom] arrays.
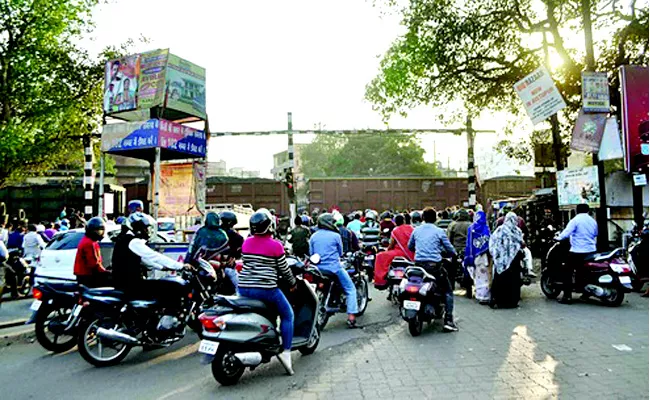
[[72, 305, 82, 317], [619, 276, 632, 284], [198, 340, 219, 355], [365, 255, 374, 261], [403, 300, 421, 311], [30, 300, 42, 311]]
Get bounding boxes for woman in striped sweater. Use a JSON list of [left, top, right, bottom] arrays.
[[238, 209, 297, 375]]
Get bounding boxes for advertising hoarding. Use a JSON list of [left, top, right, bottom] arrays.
[[581, 71, 610, 112], [619, 65, 649, 172], [514, 66, 567, 125], [104, 55, 140, 114], [556, 166, 600, 208], [138, 49, 170, 110], [165, 54, 207, 119], [570, 110, 607, 153], [159, 162, 200, 217]]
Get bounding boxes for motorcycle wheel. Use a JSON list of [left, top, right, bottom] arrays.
[[35, 304, 77, 353], [18, 276, 31, 297], [316, 292, 330, 331], [408, 315, 423, 337], [77, 316, 132, 367], [601, 287, 625, 307], [356, 278, 369, 316], [299, 326, 320, 355], [211, 345, 245, 386], [540, 272, 561, 299]]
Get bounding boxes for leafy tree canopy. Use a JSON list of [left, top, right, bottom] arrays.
[[300, 133, 440, 178], [367, 0, 648, 163]]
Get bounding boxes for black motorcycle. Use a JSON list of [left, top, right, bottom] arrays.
[[4, 248, 31, 298], [311, 252, 369, 331], [76, 259, 218, 367], [398, 265, 445, 337], [386, 257, 412, 305]]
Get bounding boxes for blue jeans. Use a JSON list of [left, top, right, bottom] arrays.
[[239, 287, 294, 350], [322, 265, 358, 315], [224, 268, 239, 295]]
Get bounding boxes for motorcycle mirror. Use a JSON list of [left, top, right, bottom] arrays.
[[309, 254, 321, 264]]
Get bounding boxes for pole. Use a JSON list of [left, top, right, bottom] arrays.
[[542, 31, 565, 172], [466, 116, 476, 209], [98, 152, 105, 217], [153, 147, 161, 233], [287, 112, 296, 226], [582, 0, 609, 249], [83, 136, 94, 218]]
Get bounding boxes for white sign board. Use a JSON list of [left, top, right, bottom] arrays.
[[598, 117, 624, 161], [582, 71, 610, 112], [515, 66, 567, 125], [556, 166, 600, 208], [633, 174, 647, 186]]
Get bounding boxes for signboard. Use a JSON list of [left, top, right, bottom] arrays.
[[598, 117, 624, 161], [165, 54, 207, 119], [514, 66, 567, 125], [570, 110, 607, 153], [633, 173, 647, 186], [556, 166, 600, 208], [138, 49, 170, 110], [159, 163, 201, 217], [581, 71, 610, 112], [101, 119, 206, 158], [193, 161, 207, 213], [620, 65, 649, 172], [104, 54, 140, 114]]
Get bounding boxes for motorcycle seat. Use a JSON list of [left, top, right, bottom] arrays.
[[84, 287, 125, 298], [319, 270, 338, 280], [41, 282, 79, 293], [216, 296, 269, 313], [391, 257, 414, 267], [584, 249, 621, 262]]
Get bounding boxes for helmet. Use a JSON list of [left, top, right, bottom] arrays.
[[128, 200, 144, 214], [301, 215, 310, 225], [61, 219, 69, 226], [410, 211, 422, 224], [269, 208, 276, 216], [116, 216, 127, 224], [219, 211, 238, 229], [128, 212, 155, 240], [380, 211, 392, 220], [332, 211, 344, 226], [365, 210, 378, 221], [85, 217, 106, 241], [317, 213, 338, 232], [249, 208, 275, 235]]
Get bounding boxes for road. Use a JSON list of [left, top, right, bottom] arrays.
[[0, 286, 647, 400], [0, 298, 32, 326]]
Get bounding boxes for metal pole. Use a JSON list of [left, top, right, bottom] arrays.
[[466, 116, 476, 209], [83, 136, 94, 218], [287, 112, 296, 226], [153, 147, 161, 233], [582, 0, 609, 249], [98, 152, 105, 218], [542, 31, 565, 172]]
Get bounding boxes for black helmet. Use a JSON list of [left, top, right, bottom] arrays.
[[85, 217, 105, 241], [219, 211, 238, 229], [317, 213, 338, 233], [380, 211, 392, 220], [411, 211, 422, 224], [249, 209, 274, 235]]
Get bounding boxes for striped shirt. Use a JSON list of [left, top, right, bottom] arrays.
[[238, 235, 296, 289]]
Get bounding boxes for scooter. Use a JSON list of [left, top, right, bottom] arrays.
[[541, 239, 635, 306], [398, 265, 445, 337], [197, 277, 320, 386], [386, 257, 412, 305]]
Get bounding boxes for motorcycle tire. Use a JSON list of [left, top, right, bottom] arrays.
[[316, 292, 330, 331], [18, 276, 31, 297], [601, 287, 625, 307], [211, 345, 245, 386], [299, 327, 320, 355], [35, 304, 77, 353], [356, 278, 369, 316], [540, 272, 561, 299], [77, 317, 132, 367], [408, 316, 423, 337]]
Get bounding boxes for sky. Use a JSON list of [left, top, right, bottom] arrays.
[[84, 0, 534, 179]]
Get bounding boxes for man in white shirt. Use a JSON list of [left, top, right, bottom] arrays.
[[556, 204, 598, 304], [22, 224, 46, 261]]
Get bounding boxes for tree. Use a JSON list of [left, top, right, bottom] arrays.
[[0, 0, 121, 187], [300, 133, 440, 177], [366, 0, 648, 165]]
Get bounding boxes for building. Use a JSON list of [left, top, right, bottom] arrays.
[[227, 167, 260, 178], [271, 144, 306, 181], [207, 160, 227, 177]]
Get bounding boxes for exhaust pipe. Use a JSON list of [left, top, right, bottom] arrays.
[[234, 352, 263, 366], [96, 327, 141, 345]]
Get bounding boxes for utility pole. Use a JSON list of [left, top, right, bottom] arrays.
[[466, 117, 477, 209], [542, 31, 565, 173], [582, 0, 609, 249], [83, 135, 94, 218], [286, 112, 296, 226]]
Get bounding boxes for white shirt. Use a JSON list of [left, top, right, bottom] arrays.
[[558, 213, 598, 253], [22, 231, 46, 259], [128, 238, 183, 271]]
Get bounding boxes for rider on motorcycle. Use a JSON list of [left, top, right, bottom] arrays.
[[73, 217, 109, 287], [237, 209, 296, 375], [408, 207, 459, 332], [360, 210, 380, 249], [411, 211, 423, 227], [310, 213, 359, 329], [333, 212, 359, 254]]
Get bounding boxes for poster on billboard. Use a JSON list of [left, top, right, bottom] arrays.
[[620, 65, 649, 172], [104, 55, 140, 114], [138, 49, 169, 110], [570, 110, 607, 153], [159, 162, 200, 217], [581, 71, 610, 112], [556, 166, 600, 208], [514, 66, 567, 125], [598, 117, 624, 161], [165, 54, 206, 119], [193, 160, 207, 213]]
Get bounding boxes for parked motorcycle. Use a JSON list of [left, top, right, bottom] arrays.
[[627, 219, 648, 291], [541, 239, 634, 306], [4, 248, 32, 298], [75, 259, 218, 367], [386, 257, 412, 305], [197, 276, 320, 386], [398, 265, 445, 337], [311, 252, 369, 331]]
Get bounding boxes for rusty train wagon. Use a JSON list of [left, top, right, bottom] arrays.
[[206, 177, 288, 214], [307, 177, 470, 212]]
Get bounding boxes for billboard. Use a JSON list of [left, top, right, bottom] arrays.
[[159, 163, 201, 217], [581, 71, 610, 112], [514, 66, 567, 125], [556, 166, 600, 208], [138, 49, 170, 110], [165, 54, 207, 119], [104, 55, 140, 113], [620, 65, 649, 172], [570, 110, 607, 153]]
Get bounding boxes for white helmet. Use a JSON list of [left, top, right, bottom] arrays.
[[365, 210, 378, 221]]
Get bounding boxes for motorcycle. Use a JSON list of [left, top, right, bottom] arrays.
[[197, 276, 320, 386], [398, 264, 445, 337], [541, 239, 634, 306], [361, 244, 379, 280], [4, 248, 32, 298], [386, 257, 412, 305], [627, 219, 648, 291], [311, 252, 369, 331], [75, 259, 218, 367]]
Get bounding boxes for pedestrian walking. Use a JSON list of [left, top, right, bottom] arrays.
[[464, 210, 491, 303], [489, 212, 525, 308]]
